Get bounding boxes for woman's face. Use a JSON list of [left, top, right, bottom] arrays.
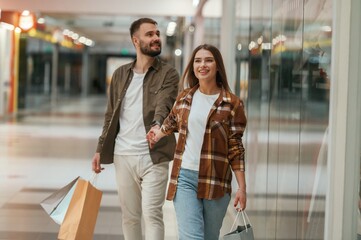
[[193, 49, 217, 83]]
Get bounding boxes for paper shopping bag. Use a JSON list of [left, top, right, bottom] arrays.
[[40, 177, 80, 224], [223, 210, 254, 240], [58, 178, 102, 240]]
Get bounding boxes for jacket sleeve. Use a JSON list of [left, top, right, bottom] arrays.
[[96, 70, 118, 153], [153, 67, 179, 125], [161, 101, 179, 135], [161, 90, 188, 135], [228, 99, 247, 171]]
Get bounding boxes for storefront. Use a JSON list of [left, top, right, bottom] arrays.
[[0, 10, 94, 116], [0, 11, 22, 117]]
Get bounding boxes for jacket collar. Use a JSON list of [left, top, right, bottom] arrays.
[[180, 84, 232, 104], [127, 57, 161, 72]]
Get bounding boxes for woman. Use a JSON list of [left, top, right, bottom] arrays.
[[147, 44, 247, 240]]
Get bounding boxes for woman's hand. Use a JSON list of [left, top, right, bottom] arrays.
[[233, 189, 247, 211]]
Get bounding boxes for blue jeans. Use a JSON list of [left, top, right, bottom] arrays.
[[173, 168, 231, 240]]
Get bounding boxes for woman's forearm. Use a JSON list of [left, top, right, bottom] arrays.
[[234, 170, 246, 193], [155, 127, 167, 142]]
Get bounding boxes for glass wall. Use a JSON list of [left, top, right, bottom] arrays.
[[235, 0, 332, 239]]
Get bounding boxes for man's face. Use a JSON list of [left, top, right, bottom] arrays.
[[133, 23, 162, 57]]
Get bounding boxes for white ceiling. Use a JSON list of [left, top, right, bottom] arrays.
[[0, 0, 224, 53], [0, 0, 222, 17], [0, 0, 331, 54]]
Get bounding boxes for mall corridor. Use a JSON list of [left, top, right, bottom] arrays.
[[0, 0, 360, 239]]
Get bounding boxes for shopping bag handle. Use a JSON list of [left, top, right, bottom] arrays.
[[229, 210, 252, 233], [90, 173, 99, 186]]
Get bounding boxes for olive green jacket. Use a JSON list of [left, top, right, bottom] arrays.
[[96, 57, 179, 164]]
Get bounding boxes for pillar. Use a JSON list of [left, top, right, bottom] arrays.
[[81, 47, 89, 97], [220, 0, 236, 92], [51, 44, 59, 107], [325, 0, 361, 238]]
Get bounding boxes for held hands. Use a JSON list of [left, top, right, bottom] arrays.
[[93, 125, 162, 174], [146, 125, 161, 149], [234, 188, 247, 211]]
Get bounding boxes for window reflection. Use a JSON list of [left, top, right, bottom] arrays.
[[234, 0, 332, 239]]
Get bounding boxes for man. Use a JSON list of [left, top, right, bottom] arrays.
[[92, 18, 179, 240]]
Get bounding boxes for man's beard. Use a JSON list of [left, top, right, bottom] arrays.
[[139, 41, 161, 57]]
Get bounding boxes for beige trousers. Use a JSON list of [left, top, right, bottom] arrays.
[[114, 154, 169, 240]]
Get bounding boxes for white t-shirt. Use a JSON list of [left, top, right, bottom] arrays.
[[182, 89, 219, 171], [114, 72, 149, 155]]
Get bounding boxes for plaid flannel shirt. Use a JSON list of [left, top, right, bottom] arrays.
[[161, 85, 247, 200]]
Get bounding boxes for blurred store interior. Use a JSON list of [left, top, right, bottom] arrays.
[[0, 0, 360, 239]]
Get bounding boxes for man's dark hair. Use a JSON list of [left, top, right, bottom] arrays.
[[129, 18, 158, 38]]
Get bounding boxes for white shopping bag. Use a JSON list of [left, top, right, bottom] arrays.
[[40, 176, 80, 224]]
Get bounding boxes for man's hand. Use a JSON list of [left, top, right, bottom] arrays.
[[92, 153, 104, 173], [146, 125, 160, 149]]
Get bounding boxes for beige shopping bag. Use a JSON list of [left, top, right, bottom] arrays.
[[58, 178, 102, 240]]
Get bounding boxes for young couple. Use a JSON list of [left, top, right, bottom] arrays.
[[93, 17, 247, 240]]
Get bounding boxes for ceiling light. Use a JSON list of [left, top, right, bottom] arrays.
[[321, 25, 332, 32], [19, 10, 35, 31], [79, 36, 86, 43], [21, 10, 30, 16], [248, 41, 257, 50], [85, 39, 94, 47], [257, 36, 263, 45], [15, 27, 22, 33], [237, 43, 242, 51], [189, 25, 195, 33], [63, 29, 70, 35], [71, 33, 79, 40], [37, 18, 45, 24], [166, 22, 177, 36], [174, 49, 182, 56]]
